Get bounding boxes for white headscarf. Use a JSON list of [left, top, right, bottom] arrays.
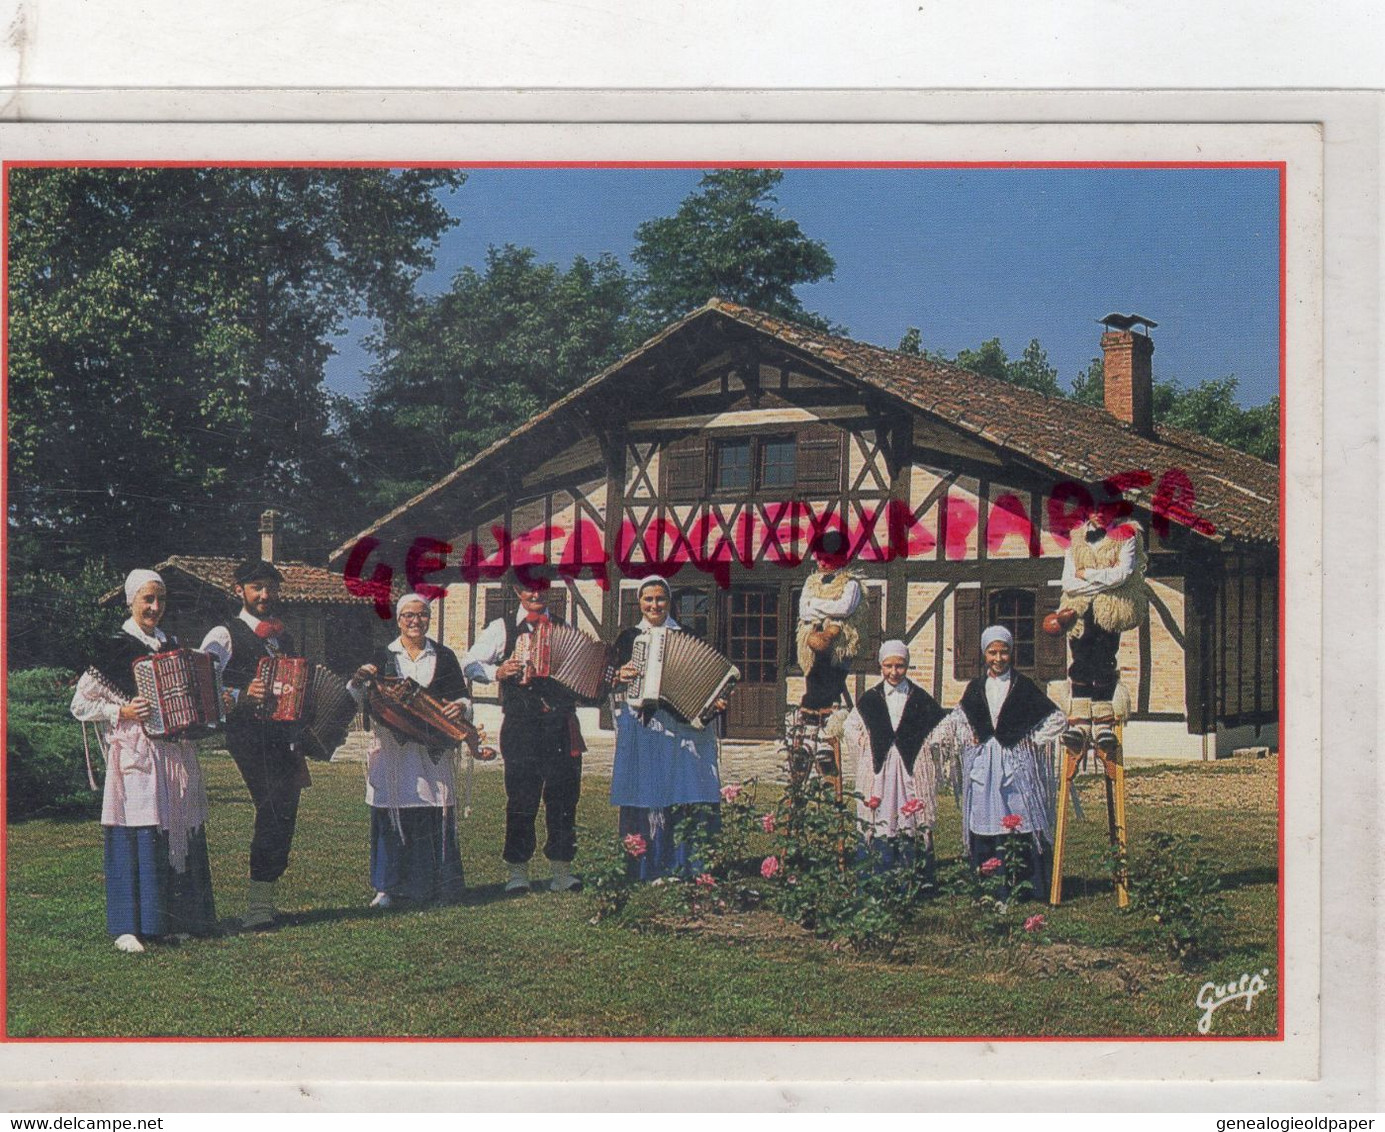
[[878, 639, 909, 664], [395, 592, 430, 619], [980, 625, 1014, 652], [635, 576, 680, 631], [124, 569, 164, 606]]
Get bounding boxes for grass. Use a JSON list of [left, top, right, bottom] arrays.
[[5, 747, 1280, 1039]]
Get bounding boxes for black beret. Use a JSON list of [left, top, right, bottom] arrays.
[[233, 558, 284, 585]]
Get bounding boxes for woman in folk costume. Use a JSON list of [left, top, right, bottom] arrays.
[[932, 625, 1068, 902], [609, 576, 729, 881], [842, 640, 947, 871], [69, 570, 218, 951], [349, 593, 473, 908], [1057, 513, 1148, 755]]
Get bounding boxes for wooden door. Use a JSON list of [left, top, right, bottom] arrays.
[[720, 586, 782, 739]]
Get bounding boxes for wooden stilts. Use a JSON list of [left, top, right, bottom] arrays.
[[1048, 723, 1128, 907]]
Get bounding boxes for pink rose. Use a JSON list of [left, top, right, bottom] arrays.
[[760, 812, 776, 834], [1001, 814, 1023, 832], [695, 873, 716, 888], [979, 857, 1003, 876], [1024, 914, 1046, 933], [720, 783, 743, 803], [622, 833, 647, 858], [866, 796, 883, 810], [760, 856, 781, 880], [901, 798, 924, 817]]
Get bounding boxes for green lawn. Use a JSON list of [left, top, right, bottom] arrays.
[[5, 749, 1280, 1039]]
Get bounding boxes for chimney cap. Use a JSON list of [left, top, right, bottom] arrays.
[[1097, 312, 1157, 333]]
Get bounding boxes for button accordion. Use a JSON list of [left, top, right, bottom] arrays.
[[131, 648, 226, 740], [367, 676, 480, 759], [251, 656, 357, 761], [625, 627, 739, 728], [511, 621, 615, 704]]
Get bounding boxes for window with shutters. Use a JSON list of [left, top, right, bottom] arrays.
[[482, 583, 569, 631], [665, 425, 843, 502], [954, 585, 1065, 682]]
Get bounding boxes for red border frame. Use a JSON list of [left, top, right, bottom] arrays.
[[0, 158, 1289, 1045]]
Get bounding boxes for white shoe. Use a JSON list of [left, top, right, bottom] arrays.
[[369, 891, 393, 909], [114, 933, 144, 953], [172, 933, 193, 943], [550, 861, 582, 892], [505, 863, 531, 894]]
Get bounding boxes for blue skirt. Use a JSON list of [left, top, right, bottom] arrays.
[[104, 826, 218, 939], [618, 804, 721, 882], [609, 706, 721, 809], [369, 806, 465, 904]]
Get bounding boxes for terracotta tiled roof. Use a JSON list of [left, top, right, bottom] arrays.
[[332, 298, 1278, 558], [100, 556, 374, 608]]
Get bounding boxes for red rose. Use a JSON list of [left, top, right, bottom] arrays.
[[1001, 814, 1023, 832], [979, 857, 1003, 876]]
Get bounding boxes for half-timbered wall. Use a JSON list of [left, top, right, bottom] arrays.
[[417, 351, 1272, 756]]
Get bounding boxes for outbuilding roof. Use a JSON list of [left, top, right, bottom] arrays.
[[100, 555, 376, 608]]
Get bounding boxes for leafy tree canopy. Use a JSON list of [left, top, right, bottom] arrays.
[[630, 170, 836, 331], [7, 167, 464, 573], [345, 245, 637, 513]]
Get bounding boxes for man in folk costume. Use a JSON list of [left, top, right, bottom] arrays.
[[1056, 513, 1149, 755], [200, 558, 311, 929], [789, 530, 871, 791], [463, 566, 584, 895], [842, 639, 947, 872], [932, 626, 1068, 902]]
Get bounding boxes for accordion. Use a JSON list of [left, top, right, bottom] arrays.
[[131, 648, 226, 740], [511, 621, 615, 704], [625, 627, 739, 728], [367, 676, 480, 759], [251, 657, 356, 761]]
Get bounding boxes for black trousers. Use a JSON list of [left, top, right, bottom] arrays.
[[1067, 610, 1122, 701], [227, 730, 308, 883], [499, 710, 582, 864], [801, 653, 851, 710]]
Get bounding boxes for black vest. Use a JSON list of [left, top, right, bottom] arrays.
[[855, 681, 946, 774], [958, 670, 1060, 748], [219, 616, 299, 691], [370, 639, 468, 701], [93, 629, 178, 700], [498, 614, 574, 715]]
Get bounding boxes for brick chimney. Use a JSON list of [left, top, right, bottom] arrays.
[[259, 509, 282, 563], [1101, 329, 1155, 436]]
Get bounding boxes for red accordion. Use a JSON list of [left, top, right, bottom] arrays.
[[510, 621, 615, 703], [252, 656, 310, 722], [251, 656, 356, 761], [131, 648, 226, 739]]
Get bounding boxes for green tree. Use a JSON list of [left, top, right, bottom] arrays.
[[630, 170, 836, 331], [951, 337, 1010, 383], [1005, 338, 1062, 397], [1069, 356, 1105, 407], [897, 327, 923, 355], [7, 167, 464, 576], [347, 245, 637, 512]]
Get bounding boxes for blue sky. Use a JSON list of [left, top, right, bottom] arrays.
[[325, 166, 1281, 407]]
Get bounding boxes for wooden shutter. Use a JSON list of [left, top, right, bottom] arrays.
[[953, 587, 982, 680], [853, 585, 884, 672], [619, 587, 642, 631], [661, 434, 708, 500], [796, 422, 844, 494], [1034, 586, 1067, 681], [483, 587, 510, 629]]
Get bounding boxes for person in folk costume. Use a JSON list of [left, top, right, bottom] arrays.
[[842, 639, 946, 874], [609, 576, 730, 881], [796, 529, 868, 713], [199, 558, 310, 930], [348, 593, 475, 908], [1056, 512, 1149, 756], [69, 570, 218, 951], [462, 566, 585, 894], [931, 625, 1068, 903]]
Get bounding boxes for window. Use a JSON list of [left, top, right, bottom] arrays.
[[954, 585, 1066, 681], [664, 426, 843, 502], [759, 437, 796, 488], [715, 438, 752, 491], [671, 587, 711, 640], [987, 589, 1036, 669]]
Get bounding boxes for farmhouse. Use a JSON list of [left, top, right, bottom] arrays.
[[331, 300, 1279, 760]]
